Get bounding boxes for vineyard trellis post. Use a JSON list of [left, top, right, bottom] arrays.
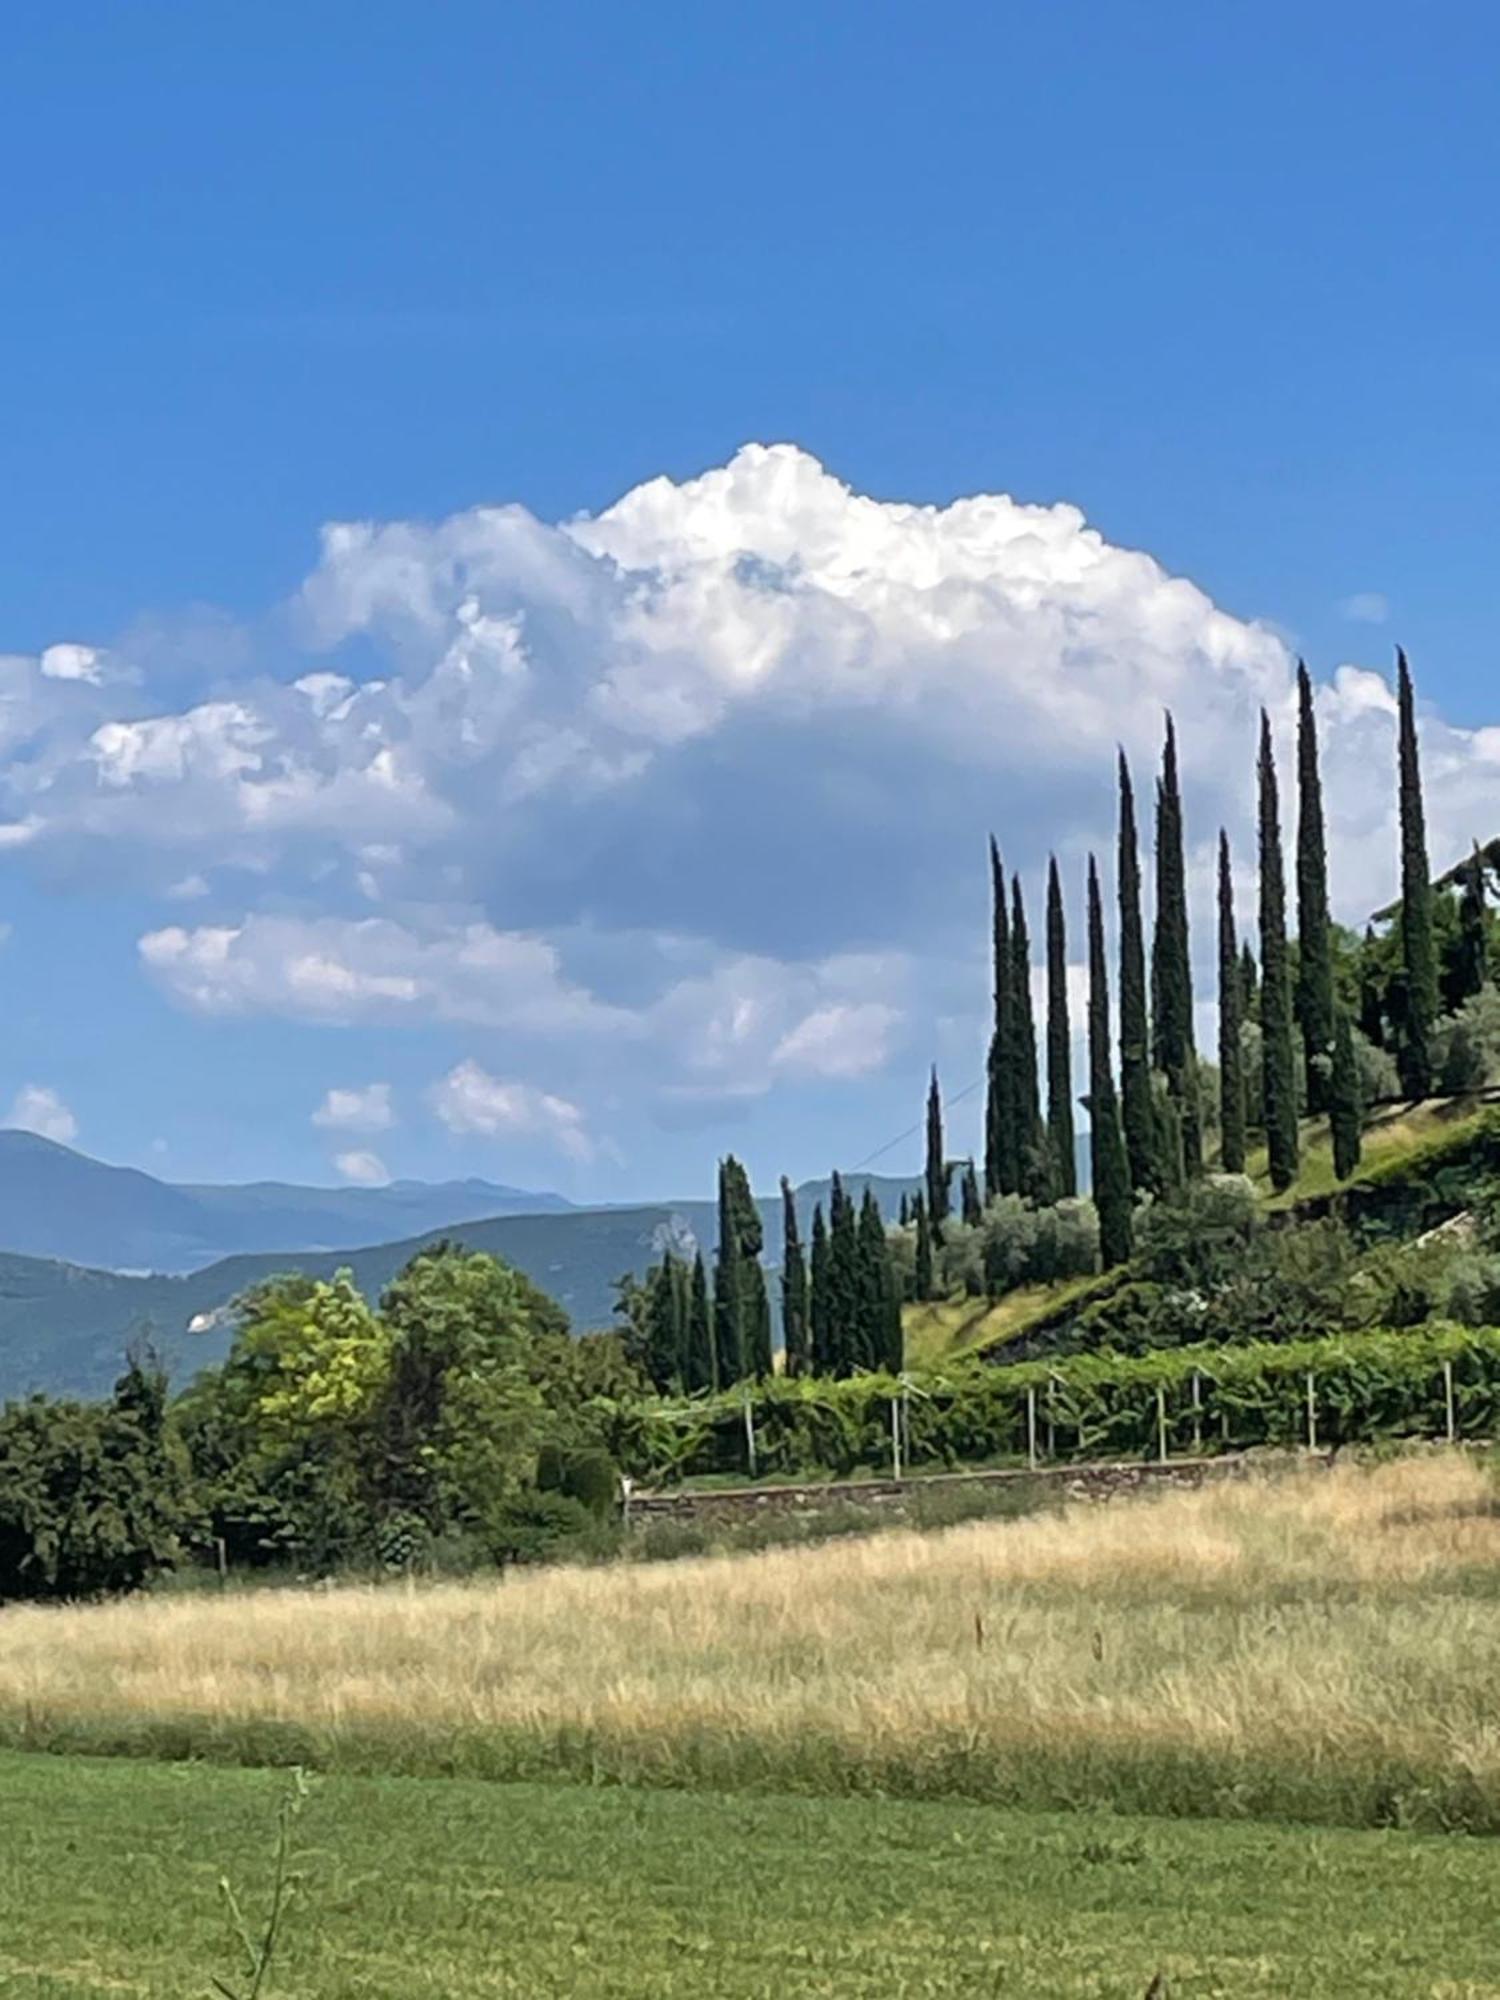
[[1305, 1372, 1317, 1452], [1026, 1384, 1038, 1470], [1156, 1382, 1168, 1464], [744, 1395, 757, 1479], [1444, 1358, 1456, 1443], [1191, 1370, 1203, 1455]]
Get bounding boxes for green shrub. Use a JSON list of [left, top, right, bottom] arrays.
[[487, 1491, 600, 1566]]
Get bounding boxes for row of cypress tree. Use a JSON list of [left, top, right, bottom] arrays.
[[641, 1161, 901, 1393], [957, 649, 1455, 1270]]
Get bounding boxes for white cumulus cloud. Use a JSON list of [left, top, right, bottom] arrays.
[[429, 1060, 594, 1162], [334, 1149, 390, 1186], [0, 444, 1495, 1175], [7, 1084, 77, 1144], [312, 1083, 394, 1133], [137, 915, 628, 1031]]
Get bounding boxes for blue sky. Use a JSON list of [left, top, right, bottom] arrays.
[[0, 1, 1497, 1199]]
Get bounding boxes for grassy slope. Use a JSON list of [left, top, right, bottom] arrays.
[[3, 1751, 1498, 1999], [907, 1093, 1497, 1364], [7, 1455, 1500, 1833]]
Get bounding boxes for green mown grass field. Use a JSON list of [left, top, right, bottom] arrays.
[[3, 1750, 1499, 1999]]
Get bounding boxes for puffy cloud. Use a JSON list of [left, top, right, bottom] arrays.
[[312, 1083, 394, 1133], [8, 1085, 77, 1144], [2, 444, 1496, 1174], [0, 443, 1481, 937], [333, 1149, 390, 1186], [39, 643, 104, 684], [429, 1060, 594, 1162], [137, 915, 629, 1031]]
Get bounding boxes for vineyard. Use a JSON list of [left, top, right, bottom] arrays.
[[606, 1321, 1500, 1484]]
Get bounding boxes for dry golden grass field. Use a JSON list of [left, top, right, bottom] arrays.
[[5, 1451, 1500, 1829]]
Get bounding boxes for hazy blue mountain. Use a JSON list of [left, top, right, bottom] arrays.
[[0, 1148, 1093, 1401], [0, 1204, 685, 1401], [0, 1130, 570, 1272]]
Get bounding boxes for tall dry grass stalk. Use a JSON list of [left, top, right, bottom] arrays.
[[6, 1453, 1500, 1828]]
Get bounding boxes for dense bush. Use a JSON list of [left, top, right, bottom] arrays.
[[1434, 990, 1500, 1093], [0, 1354, 196, 1603], [933, 1193, 1099, 1301]]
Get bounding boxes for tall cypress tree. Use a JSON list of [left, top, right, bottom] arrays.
[[780, 1176, 808, 1378], [1045, 856, 1077, 1198], [860, 1188, 902, 1372], [985, 837, 1016, 1198], [829, 1171, 861, 1377], [1087, 854, 1134, 1267], [960, 1157, 982, 1227], [1295, 661, 1335, 1110], [1240, 941, 1259, 1022], [1397, 648, 1437, 1097], [1010, 875, 1048, 1199], [1358, 924, 1384, 1047], [912, 1193, 934, 1302], [1330, 1003, 1363, 1180], [684, 1251, 715, 1393], [1116, 753, 1156, 1194], [856, 1188, 895, 1373], [713, 1159, 745, 1387], [809, 1204, 832, 1374], [644, 1253, 685, 1392], [1151, 714, 1200, 1173], [712, 1156, 768, 1384], [1258, 712, 1300, 1192], [925, 1069, 950, 1234], [1217, 830, 1247, 1174]]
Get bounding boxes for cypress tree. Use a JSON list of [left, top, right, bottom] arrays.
[[860, 1188, 903, 1372], [809, 1205, 832, 1374], [925, 1069, 950, 1234], [1045, 856, 1077, 1198], [1217, 830, 1247, 1174], [644, 1254, 685, 1392], [742, 1260, 773, 1382], [1397, 648, 1438, 1096], [985, 837, 1016, 1198], [913, 1193, 934, 1302], [1295, 661, 1335, 1110], [856, 1188, 891, 1372], [1330, 1003, 1363, 1180], [780, 1176, 808, 1379], [711, 1156, 771, 1380], [1258, 712, 1300, 1192], [1087, 854, 1134, 1267], [960, 1158, 982, 1227], [684, 1251, 715, 1393], [829, 1171, 862, 1376], [1151, 714, 1200, 1173], [1010, 875, 1048, 1199], [1358, 924, 1384, 1047], [898, 1191, 911, 1227], [1240, 941, 1259, 1022], [1116, 752, 1157, 1194]]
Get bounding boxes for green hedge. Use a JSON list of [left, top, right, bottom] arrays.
[[602, 1322, 1500, 1485]]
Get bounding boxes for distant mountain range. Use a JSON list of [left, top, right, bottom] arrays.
[[0, 1132, 929, 1401], [0, 1130, 570, 1273]]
